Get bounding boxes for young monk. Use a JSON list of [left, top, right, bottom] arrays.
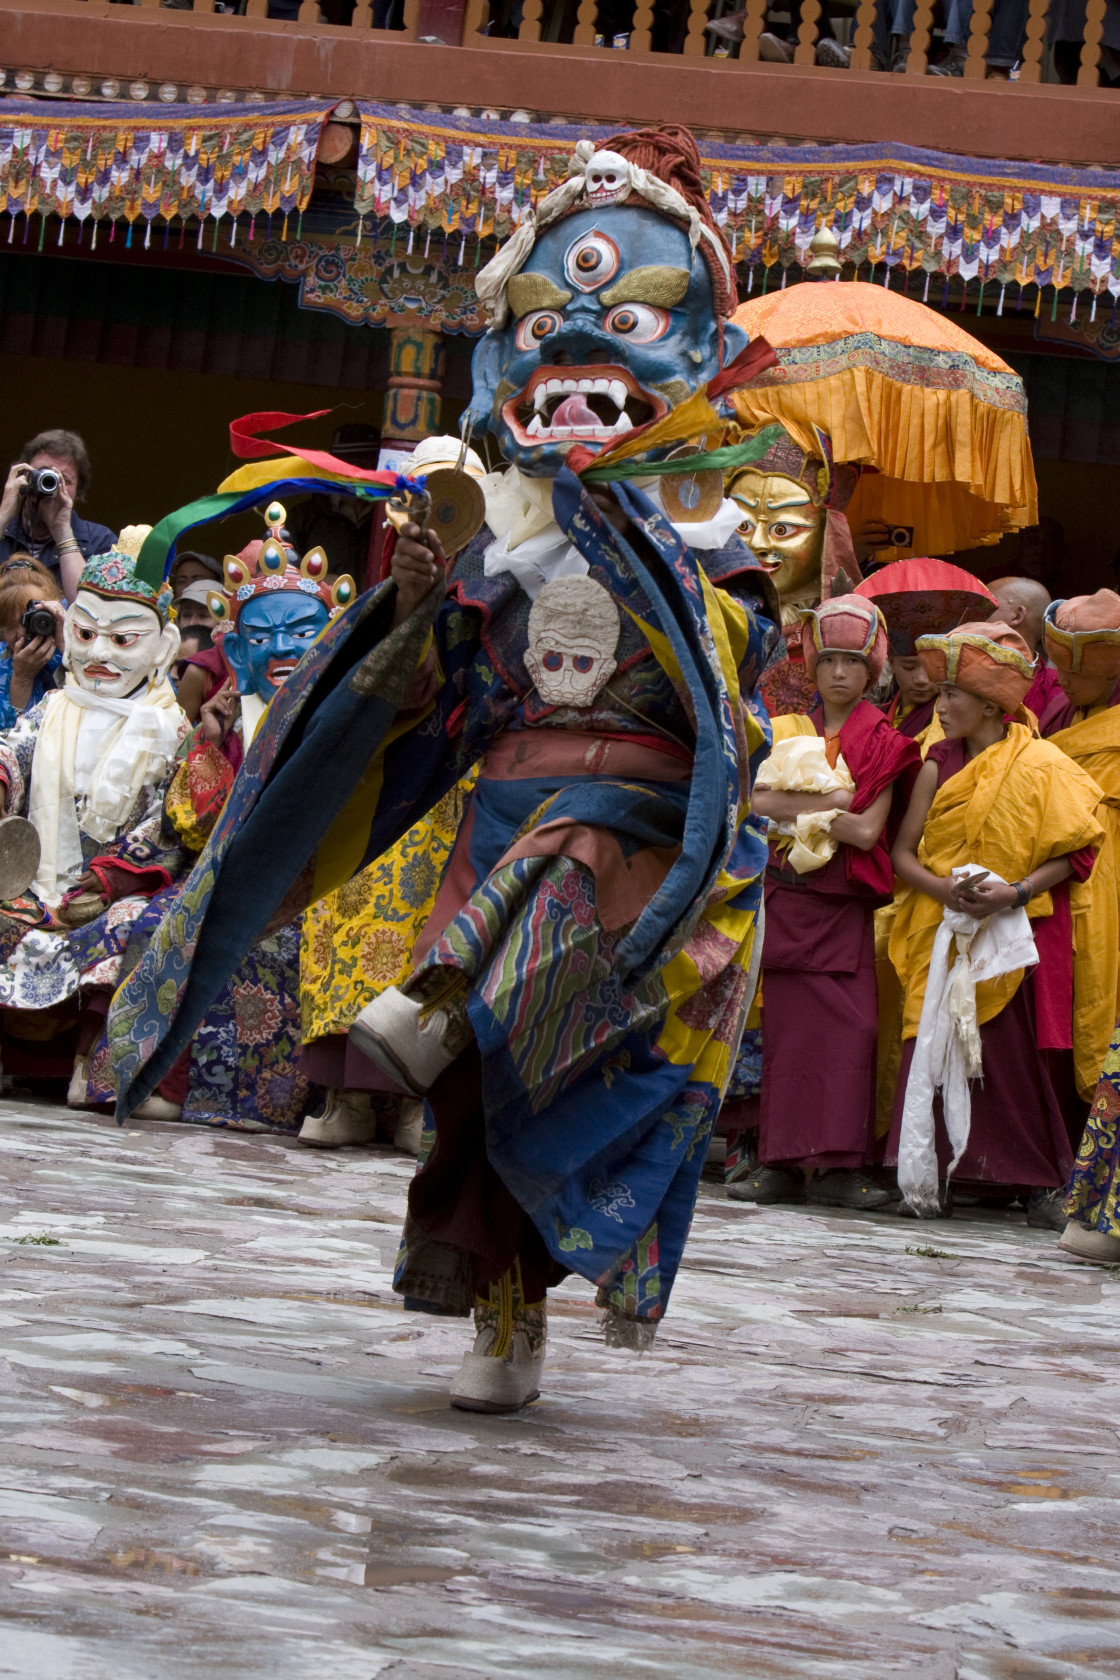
[[854, 559, 1000, 1136], [732, 595, 921, 1209], [1037, 592, 1120, 1263], [888, 622, 1111, 1224]]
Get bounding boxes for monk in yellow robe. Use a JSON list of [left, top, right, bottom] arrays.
[[853, 559, 998, 1139], [887, 622, 1112, 1225]]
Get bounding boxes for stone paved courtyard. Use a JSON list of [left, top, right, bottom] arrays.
[[0, 1098, 1117, 1679]]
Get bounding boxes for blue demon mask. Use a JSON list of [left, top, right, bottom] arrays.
[[467, 203, 747, 476], [220, 590, 331, 701]]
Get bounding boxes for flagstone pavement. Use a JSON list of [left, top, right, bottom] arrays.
[[0, 1098, 1117, 1679]]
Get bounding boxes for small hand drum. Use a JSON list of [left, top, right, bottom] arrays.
[[0, 816, 41, 903], [422, 467, 486, 557]]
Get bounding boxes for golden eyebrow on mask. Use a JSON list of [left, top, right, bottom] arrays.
[[506, 274, 573, 316], [599, 266, 691, 308]]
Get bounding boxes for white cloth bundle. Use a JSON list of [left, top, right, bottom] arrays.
[[755, 734, 855, 874], [27, 681, 183, 905], [896, 864, 1038, 1215]]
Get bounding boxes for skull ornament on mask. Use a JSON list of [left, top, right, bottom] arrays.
[[524, 576, 620, 708], [583, 150, 632, 209]]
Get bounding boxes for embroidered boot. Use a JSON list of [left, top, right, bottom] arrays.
[[349, 970, 471, 1097], [450, 1262, 547, 1414]]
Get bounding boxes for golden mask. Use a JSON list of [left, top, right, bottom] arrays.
[[728, 469, 826, 608]]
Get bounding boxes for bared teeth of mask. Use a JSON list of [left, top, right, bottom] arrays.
[[527, 414, 545, 437], [533, 386, 548, 412], [608, 378, 627, 412]]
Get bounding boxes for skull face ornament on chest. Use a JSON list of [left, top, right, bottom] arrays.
[[524, 576, 621, 708]]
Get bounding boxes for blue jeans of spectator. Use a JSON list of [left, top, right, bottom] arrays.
[[872, 0, 1027, 64]]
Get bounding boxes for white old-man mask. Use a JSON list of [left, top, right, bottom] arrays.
[[64, 590, 180, 699]]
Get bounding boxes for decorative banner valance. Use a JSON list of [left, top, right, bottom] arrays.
[[0, 98, 333, 249], [355, 103, 1120, 311]]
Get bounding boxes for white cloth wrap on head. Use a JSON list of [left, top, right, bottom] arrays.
[[896, 865, 1038, 1216], [26, 680, 183, 905]]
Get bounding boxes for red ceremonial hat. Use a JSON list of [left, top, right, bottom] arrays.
[[854, 558, 996, 656]]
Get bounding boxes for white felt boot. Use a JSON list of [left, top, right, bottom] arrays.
[[348, 985, 455, 1097], [450, 1278, 546, 1415], [66, 1056, 90, 1110], [299, 1089, 377, 1148], [1057, 1220, 1120, 1265], [132, 1094, 184, 1121], [393, 1098, 426, 1157]]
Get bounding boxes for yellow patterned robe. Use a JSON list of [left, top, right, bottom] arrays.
[[300, 775, 476, 1045]]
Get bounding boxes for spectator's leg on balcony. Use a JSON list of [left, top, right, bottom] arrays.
[[927, 0, 968, 69], [984, 0, 1027, 74]]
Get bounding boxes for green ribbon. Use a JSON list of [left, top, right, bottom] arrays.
[[134, 481, 392, 589], [579, 423, 786, 485]]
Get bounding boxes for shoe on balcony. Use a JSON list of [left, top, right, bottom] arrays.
[[758, 31, 796, 61], [298, 1089, 377, 1148], [706, 9, 746, 42], [348, 985, 454, 1098], [815, 38, 851, 67], [928, 46, 966, 75]]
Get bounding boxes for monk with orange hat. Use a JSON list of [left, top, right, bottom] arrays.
[[730, 594, 920, 1210], [888, 622, 1112, 1225]]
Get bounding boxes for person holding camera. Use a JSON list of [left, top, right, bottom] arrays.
[[0, 557, 65, 731], [0, 430, 116, 602]]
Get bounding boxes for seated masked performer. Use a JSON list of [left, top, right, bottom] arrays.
[[1035, 593, 1120, 1264], [731, 595, 920, 1210], [0, 547, 186, 1104], [107, 124, 779, 1414], [94, 513, 355, 1132], [727, 429, 861, 717], [298, 438, 488, 1158], [888, 623, 1115, 1225]]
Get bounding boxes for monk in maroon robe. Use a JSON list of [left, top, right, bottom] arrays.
[[731, 595, 920, 1210]]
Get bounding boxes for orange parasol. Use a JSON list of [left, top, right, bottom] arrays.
[[728, 281, 1037, 558]]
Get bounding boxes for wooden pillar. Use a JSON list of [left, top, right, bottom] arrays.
[[381, 322, 445, 447]]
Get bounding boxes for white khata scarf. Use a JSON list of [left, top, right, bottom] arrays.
[[481, 466, 747, 600], [27, 678, 183, 906]]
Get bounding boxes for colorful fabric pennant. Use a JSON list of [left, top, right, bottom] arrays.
[[354, 103, 1120, 305]]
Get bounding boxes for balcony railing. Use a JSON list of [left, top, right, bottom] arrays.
[[104, 0, 1118, 89]]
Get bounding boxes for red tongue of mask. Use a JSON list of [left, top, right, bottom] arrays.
[[551, 393, 602, 428]]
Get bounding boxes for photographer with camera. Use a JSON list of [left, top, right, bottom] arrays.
[[0, 430, 115, 602], [0, 557, 65, 731]]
